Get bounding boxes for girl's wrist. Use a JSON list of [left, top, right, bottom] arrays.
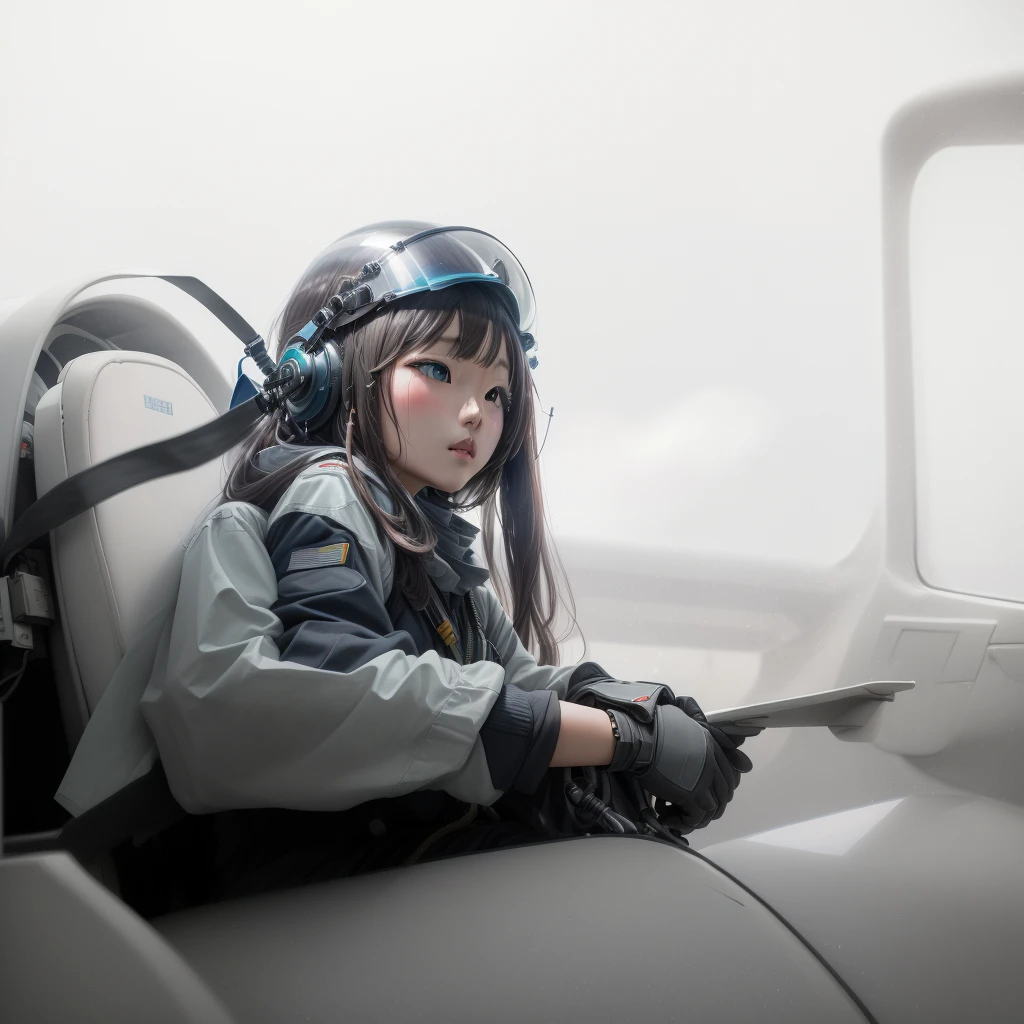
[[549, 701, 617, 767]]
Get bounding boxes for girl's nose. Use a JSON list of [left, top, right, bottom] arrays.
[[460, 397, 482, 425]]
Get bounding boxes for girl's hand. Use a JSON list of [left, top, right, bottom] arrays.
[[564, 677, 733, 828], [617, 702, 737, 828], [673, 695, 762, 775]]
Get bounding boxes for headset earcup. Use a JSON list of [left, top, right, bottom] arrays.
[[304, 337, 344, 434]]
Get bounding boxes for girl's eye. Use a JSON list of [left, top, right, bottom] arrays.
[[412, 361, 451, 384], [486, 387, 511, 410]]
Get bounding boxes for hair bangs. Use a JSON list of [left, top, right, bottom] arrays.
[[445, 284, 518, 370]]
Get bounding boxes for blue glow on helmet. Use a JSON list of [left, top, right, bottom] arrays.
[[295, 321, 320, 343], [381, 269, 526, 348]]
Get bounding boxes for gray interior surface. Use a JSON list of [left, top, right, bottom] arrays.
[[0, 852, 235, 1024], [701, 793, 1024, 1024], [155, 835, 868, 1024]]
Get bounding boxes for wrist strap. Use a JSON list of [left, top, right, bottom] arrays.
[[605, 708, 621, 742], [607, 709, 652, 774]]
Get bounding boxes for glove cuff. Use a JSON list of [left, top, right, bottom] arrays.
[[568, 678, 676, 725]]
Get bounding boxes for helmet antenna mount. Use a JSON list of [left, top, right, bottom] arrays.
[[537, 406, 555, 458]]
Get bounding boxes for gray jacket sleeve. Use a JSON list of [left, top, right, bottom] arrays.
[[474, 583, 580, 698], [140, 474, 510, 813]]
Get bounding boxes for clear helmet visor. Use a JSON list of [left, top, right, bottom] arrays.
[[372, 226, 537, 340]]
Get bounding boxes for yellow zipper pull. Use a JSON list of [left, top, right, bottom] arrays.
[[436, 618, 458, 651]]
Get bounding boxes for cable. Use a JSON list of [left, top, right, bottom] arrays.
[[640, 805, 690, 849], [564, 774, 639, 835], [626, 776, 689, 848], [565, 779, 624, 832], [0, 648, 30, 704], [403, 803, 479, 865]]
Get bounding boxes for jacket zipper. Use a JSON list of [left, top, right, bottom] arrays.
[[429, 586, 464, 665], [429, 585, 492, 667], [467, 590, 488, 663], [463, 598, 474, 664]]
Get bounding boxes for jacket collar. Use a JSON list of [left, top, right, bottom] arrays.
[[255, 446, 490, 596], [416, 489, 491, 596]]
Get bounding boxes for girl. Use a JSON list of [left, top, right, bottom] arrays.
[[138, 222, 754, 908]]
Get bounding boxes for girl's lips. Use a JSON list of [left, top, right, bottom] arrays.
[[449, 439, 476, 458], [449, 448, 473, 460]]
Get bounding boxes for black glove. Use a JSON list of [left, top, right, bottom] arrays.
[[673, 696, 762, 776], [567, 677, 737, 830]]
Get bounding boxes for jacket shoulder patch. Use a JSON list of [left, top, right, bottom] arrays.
[[287, 542, 350, 572]]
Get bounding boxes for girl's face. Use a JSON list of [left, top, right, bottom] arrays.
[[381, 316, 511, 495]]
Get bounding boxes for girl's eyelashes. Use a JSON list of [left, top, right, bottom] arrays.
[[409, 360, 510, 409], [410, 360, 451, 384]]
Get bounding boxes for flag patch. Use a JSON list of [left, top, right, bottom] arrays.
[[317, 461, 345, 469], [288, 542, 350, 571]]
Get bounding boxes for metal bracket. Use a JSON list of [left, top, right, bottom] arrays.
[[0, 576, 34, 649]]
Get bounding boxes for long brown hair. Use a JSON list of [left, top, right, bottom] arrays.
[[222, 237, 578, 665]]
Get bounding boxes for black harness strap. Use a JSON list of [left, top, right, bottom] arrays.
[[0, 398, 264, 574]]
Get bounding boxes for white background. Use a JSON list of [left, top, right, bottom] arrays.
[[3, 1, 1024, 566]]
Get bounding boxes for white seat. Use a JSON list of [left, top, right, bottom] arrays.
[[33, 350, 226, 748]]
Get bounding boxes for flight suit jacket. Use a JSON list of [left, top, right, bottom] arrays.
[[133, 450, 581, 814]]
